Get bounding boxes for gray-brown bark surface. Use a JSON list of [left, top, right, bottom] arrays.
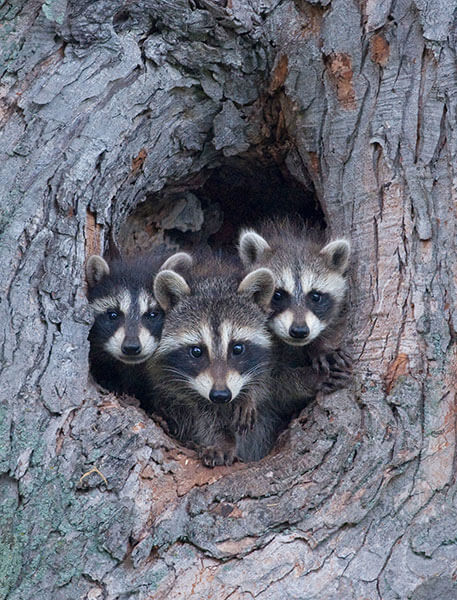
[[1, 0, 456, 598]]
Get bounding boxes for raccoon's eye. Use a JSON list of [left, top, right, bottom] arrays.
[[190, 346, 203, 358], [144, 310, 158, 319], [273, 289, 285, 302], [310, 291, 322, 303], [107, 310, 120, 320], [232, 343, 245, 356]]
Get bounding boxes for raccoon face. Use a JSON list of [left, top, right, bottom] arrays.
[[89, 288, 164, 364], [268, 284, 336, 346], [159, 320, 271, 404], [239, 231, 350, 346], [154, 268, 274, 404], [86, 255, 165, 364]]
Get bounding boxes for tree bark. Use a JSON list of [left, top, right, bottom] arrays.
[[1, 1, 456, 599]]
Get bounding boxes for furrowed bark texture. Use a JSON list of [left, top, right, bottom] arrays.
[[1, 1, 456, 598]]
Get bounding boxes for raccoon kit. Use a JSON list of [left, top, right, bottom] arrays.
[[150, 256, 278, 467], [85, 217, 352, 466], [85, 250, 191, 404], [239, 218, 352, 419]]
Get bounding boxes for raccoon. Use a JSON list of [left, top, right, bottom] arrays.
[[86, 250, 192, 404], [150, 256, 278, 467], [238, 218, 352, 417]]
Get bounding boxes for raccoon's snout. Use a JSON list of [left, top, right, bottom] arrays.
[[289, 324, 310, 339], [122, 339, 141, 356], [209, 388, 232, 404]]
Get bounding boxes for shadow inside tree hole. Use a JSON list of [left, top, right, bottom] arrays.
[[107, 153, 328, 462], [118, 155, 325, 255]]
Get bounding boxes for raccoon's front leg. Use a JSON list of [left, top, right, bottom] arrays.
[[274, 365, 323, 401], [199, 436, 236, 467], [312, 348, 352, 374], [232, 394, 257, 433], [312, 348, 352, 392], [232, 379, 271, 432], [192, 414, 237, 467]]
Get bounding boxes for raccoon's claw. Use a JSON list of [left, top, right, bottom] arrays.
[[312, 355, 331, 376], [151, 413, 172, 435], [321, 366, 352, 393], [200, 446, 235, 468], [233, 402, 257, 433], [313, 349, 353, 377], [331, 349, 353, 371]]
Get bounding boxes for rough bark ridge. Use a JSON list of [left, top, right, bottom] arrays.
[[1, 0, 456, 598]]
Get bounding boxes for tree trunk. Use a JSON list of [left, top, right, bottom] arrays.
[[1, 1, 456, 598]]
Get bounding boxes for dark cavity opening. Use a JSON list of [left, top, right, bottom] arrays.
[[118, 155, 325, 255], [113, 10, 130, 32]]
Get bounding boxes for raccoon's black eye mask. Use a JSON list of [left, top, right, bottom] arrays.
[[163, 345, 210, 377], [143, 310, 160, 320], [228, 341, 269, 372], [271, 288, 290, 310], [306, 290, 333, 318]]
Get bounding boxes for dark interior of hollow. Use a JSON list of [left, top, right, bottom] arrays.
[[108, 156, 325, 452], [118, 157, 325, 255]]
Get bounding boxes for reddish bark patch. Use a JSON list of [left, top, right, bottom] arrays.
[[385, 353, 410, 394], [85, 209, 102, 257], [275, 109, 286, 142], [131, 148, 148, 176], [269, 55, 289, 94], [131, 422, 146, 433], [308, 151, 320, 176], [326, 53, 356, 110], [211, 503, 243, 518], [174, 454, 248, 496], [300, 4, 324, 38], [370, 34, 390, 66]]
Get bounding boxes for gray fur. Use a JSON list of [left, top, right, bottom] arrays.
[[238, 267, 275, 310], [148, 253, 281, 466], [86, 250, 187, 407], [238, 218, 352, 421], [86, 255, 110, 288], [239, 230, 272, 267], [154, 269, 191, 311], [159, 251, 193, 273], [320, 239, 351, 273]]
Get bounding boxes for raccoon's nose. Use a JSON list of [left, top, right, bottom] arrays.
[[209, 388, 232, 404], [289, 324, 310, 339], [122, 341, 141, 356]]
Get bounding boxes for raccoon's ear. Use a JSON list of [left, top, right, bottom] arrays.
[[86, 255, 110, 287], [238, 268, 275, 310], [238, 230, 271, 267], [320, 239, 351, 273], [154, 269, 190, 311], [159, 252, 193, 273]]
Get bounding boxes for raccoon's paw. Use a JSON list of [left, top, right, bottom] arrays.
[[321, 365, 352, 393], [233, 402, 257, 433], [312, 354, 330, 376], [331, 348, 353, 371], [312, 349, 353, 376], [200, 446, 235, 468], [151, 413, 172, 435]]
